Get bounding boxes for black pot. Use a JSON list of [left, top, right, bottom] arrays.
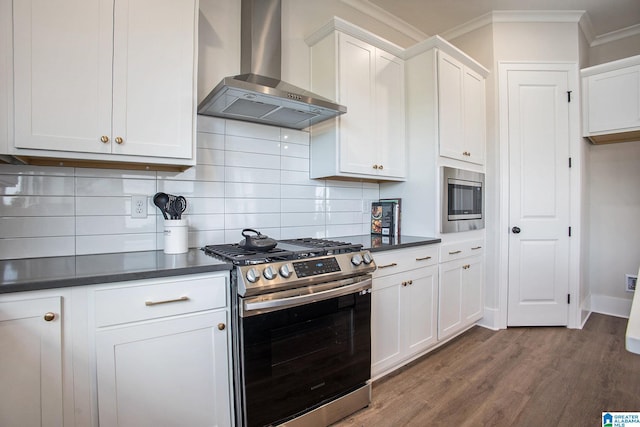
[[238, 228, 277, 252]]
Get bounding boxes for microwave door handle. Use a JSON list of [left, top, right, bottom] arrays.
[[243, 278, 372, 315]]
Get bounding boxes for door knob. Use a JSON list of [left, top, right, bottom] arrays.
[[512, 226, 521, 234]]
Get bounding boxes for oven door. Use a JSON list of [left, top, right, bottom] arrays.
[[238, 276, 372, 427]]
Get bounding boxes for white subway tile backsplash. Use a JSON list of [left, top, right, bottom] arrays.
[[76, 234, 156, 255], [0, 236, 75, 260], [75, 177, 156, 197], [280, 142, 309, 158], [197, 116, 225, 134], [0, 175, 75, 196], [0, 119, 379, 259], [225, 198, 280, 214], [225, 182, 280, 199], [1, 196, 75, 216], [225, 135, 281, 155], [225, 151, 281, 170], [0, 217, 75, 238], [280, 156, 309, 172], [197, 131, 225, 149], [281, 199, 324, 213], [195, 148, 225, 167], [76, 216, 156, 235], [280, 129, 309, 145], [224, 166, 280, 184], [226, 120, 280, 140], [281, 184, 325, 200]]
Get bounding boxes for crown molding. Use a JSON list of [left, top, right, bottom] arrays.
[[441, 10, 587, 41], [591, 23, 640, 47], [339, 0, 429, 43]]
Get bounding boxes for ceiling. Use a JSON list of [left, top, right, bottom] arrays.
[[367, 0, 640, 39]]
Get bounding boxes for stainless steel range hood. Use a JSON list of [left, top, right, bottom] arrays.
[[198, 0, 346, 130]]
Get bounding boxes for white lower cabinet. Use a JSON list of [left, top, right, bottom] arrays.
[[371, 246, 438, 379], [92, 272, 232, 427], [0, 292, 65, 427], [438, 241, 484, 341]]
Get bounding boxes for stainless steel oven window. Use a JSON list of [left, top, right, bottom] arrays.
[[441, 167, 485, 233]]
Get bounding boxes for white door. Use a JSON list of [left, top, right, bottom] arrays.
[[0, 297, 63, 427], [506, 69, 571, 326]]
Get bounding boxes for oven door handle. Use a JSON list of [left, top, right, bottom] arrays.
[[243, 278, 372, 315]]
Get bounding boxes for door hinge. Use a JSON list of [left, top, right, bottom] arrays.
[[569, 157, 572, 168], [567, 294, 571, 304], [568, 226, 572, 237], [567, 91, 572, 102]]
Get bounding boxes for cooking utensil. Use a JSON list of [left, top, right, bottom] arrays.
[[173, 196, 187, 219], [153, 192, 169, 220], [238, 228, 277, 252]]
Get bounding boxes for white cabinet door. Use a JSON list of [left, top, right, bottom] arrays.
[[96, 311, 231, 427], [375, 49, 406, 178], [438, 255, 484, 340], [404, 265, 438, 357], [438, 259, 464, 340], [371, 273, 402, 376], [111, 0, 195, 159], [0, 296, 63, 427], [462, 255, 484, 323], [463, 67, 486, 165], [437, 50, 486, 165], [338, 33, 377, 176], [13, 0, 113, 154], [438, 52, 465, 161], [585, 64, 640, 134]]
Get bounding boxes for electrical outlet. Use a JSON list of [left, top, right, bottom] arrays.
[[626, 274, 637, 292], [131, 195, 147, 219]]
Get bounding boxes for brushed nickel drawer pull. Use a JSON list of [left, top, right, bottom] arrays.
[[378, 262, 398, 269], [471, 246, 482, 250], [449, 250, 462, 255], [416, 256, 432, 261], [145, 296, 189, 306]]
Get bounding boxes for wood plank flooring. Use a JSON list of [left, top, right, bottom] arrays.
[[333, 314, 640, 426]]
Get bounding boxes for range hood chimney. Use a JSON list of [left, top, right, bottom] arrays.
[[197, 0, 346, 130]]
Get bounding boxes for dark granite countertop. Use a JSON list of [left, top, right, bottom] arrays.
[[0, 235, 439, 294], [335, 235, 441, 252], [0, 249, 232, 294]]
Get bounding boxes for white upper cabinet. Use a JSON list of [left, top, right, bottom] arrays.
[[307, 18, 406, 181], [12, 0, 197, 167], [581, 55, 640, 144], [438, 50, 486, 165]]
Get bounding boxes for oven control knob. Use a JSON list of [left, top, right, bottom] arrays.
[[263, 266, 277, 280], [246, 267, 260, 283], [279, 263, 294, 279], [351, 254, 363, 266], [362, 252, 373, 265]]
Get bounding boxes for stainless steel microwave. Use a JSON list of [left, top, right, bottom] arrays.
[[441, 167, 485, 233]]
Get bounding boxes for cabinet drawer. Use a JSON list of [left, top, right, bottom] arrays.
[[373, 245, 439, 278], [439, 239, 484, 263], [94, 274, 227, 327]]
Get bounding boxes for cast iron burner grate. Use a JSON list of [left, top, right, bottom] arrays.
[[202, 238, 362, 266]]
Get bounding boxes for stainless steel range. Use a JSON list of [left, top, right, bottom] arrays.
[[203, 234, 376, 427]]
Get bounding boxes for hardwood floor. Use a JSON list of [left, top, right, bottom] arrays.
[[333, 314, 640, 426]]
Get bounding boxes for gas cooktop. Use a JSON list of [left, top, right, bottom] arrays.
[[202, 237, 363, 266]]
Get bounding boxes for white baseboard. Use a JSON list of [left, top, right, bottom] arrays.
[[477, 307, 501, 330], [590, 294, 632, 319]]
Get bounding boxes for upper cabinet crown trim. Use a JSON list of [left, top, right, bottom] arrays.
[[404, 35, 489, 77], [305, 16, 405, 58]]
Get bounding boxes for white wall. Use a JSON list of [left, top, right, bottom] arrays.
[[588, 141, 640, 314]]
